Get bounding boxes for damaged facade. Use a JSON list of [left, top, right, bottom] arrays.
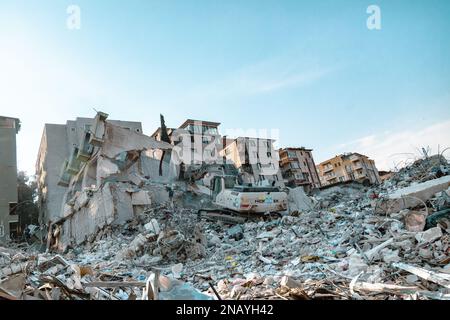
[[220, 137, 284, 187], [0, 116, 20, 242], [151, 119, 222, 167], [35, 113, 173, 251], [279, 147, 321, 192], [36, 116, 144, 224], [317, 152, 381, 186]]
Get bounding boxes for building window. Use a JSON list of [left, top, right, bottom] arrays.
[[71, 127, 76, 132], [204, 127, 218, 135], [202, 136, 210, 144], [9, 222, 18, 239], [273, 175, 278, 181], [291, 162, 299, 169], [267, 152, 272, 158], [259, 175, 266, 181], [304, 161, 307, 167], [9, 202, 17, 216]]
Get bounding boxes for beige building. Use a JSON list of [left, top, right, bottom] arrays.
[[279, 147, 321, 191], [151, 119, 222, 166], [0, 116, 20, 241], [36, 115, 142, 224], [317, 153, 381, 186], [220, 137, 283, 187]]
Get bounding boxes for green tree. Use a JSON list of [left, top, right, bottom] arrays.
[[16, 171, 39, 239]]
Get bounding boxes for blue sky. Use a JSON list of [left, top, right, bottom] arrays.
[[1, 0, 449, 174]]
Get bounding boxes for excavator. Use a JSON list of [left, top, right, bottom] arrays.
[[198, 174, 288, 224]]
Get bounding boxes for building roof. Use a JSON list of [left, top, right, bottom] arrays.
[[178, 119, 221, 129], [150, 127, 176, 138], [279, 147, 313, 152], [318, 152, 374, 166], [0, 116, 21, 133], [235, 136, 276, 142]]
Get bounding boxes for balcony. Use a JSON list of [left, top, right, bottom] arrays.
[[355, 172, 367, 179], [325, 173, 336, 180]]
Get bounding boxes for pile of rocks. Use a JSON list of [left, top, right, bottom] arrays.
[[1, 155, 450, 300]]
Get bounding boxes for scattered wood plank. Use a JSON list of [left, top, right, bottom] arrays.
[[83, 281, 146, 288], [393, 262, 450, 289], [353, 281, 420, 294]]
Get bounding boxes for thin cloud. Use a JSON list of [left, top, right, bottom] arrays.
[[331, 120, 450, 171], [184, 57, 336, 102]]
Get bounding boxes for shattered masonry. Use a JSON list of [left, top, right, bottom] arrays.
[[1, 112, 449, 300]]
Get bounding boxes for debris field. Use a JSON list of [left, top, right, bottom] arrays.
[[1, 154, 449, 300]]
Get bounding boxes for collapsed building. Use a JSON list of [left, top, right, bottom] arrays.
[[36, 115, 144, 224], [35, 112, 174, 251]]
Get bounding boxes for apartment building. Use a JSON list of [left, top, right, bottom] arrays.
[[151, 119, 222, 166], [220, 137, 284, 187], [0, 116, 20, 242], [279, 147, 321, 192], [317, 153, 381, 186], [36, 115, 142, 224]]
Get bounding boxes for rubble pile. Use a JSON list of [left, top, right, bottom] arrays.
[[1, 154, 450, 300]]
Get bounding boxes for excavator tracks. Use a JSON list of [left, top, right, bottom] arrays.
[[197, 209, 281, 225]]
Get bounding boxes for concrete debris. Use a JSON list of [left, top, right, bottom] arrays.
[[1, 152, 450, 300], [415, 227, 443, 245], [288, 187, 313, 213], [404, 210, 427, 232], [375, 175, 450, 214]]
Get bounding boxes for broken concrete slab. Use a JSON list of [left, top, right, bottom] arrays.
[[144, 219, 161, 235], [394, 262, 450, 289], [415, 227, 443, 245], [288, 187, 313, 213], [376, 175, 450, 214], [128, 172, 147, 187], [131, 190, 152, 206], [101, 123, 172, 159]]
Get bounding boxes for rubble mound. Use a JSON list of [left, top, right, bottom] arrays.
[[1, 154, 450, 300]]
